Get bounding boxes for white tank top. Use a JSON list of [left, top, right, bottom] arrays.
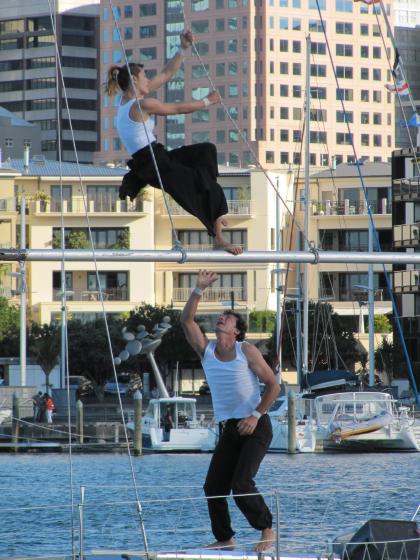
[[116, 98, 156, 155], [201, 341, 261, 422]]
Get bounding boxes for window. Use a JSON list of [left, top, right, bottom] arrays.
[[192, 131, 210, 143], [216, 108, 225, 121], [139, 3, 156, 16], [336, 0, 353, 11], [311, 86, 327, 99], [192, 0, 209, 9], [336, 88, 353, 101], [280, 18, 288, 30], [280, 152, 289, 164], [139, 25, 156, 38], [311, 42, 326, 55], [124, 5, 133, 17], [228, 17, 238, 30], [192, 21, 209, 33], [124, 27, 133, 40], [310, 131, 327, 143], [280, 107, 289, 119], [373, 90, 382, 102], [140, 47, 156, 60], [293, 63, 301, 75], [266, 151, 275, 164], [192, 64, 209, 78], [228, 84, 238, 97], [310, 109, 327, 122], [360, 23, 368, 35], [361, 112, 369, 124], [293, 107, 302, 120], [309, 0, 325, 7], [293, 152, 301, 164], [336, 44, 353, 56], [280, 62, 288, 74], [4, 138, 14, 148], [309, 19, 324, 32], [336, 110, 353, 123], [311, 64, 326, 77], [215, 18, 224, 31], [336, 66, 353, 79], [361, 90, 369, 102], [292, 18, 301, 30], [280, 39, 288, 52], [336, 22, 352, 34], [373, 24, 380, 36], [216, 41, 224, 54], [228, 39, 237, 52], [373, 46, 381, 59], [280, 85, 289, 97], [292, 40, 301, 53], [280, 129, 289, 142], [373, 113, 382, 125], [373, 134, 382, 147], [361, 68, 369, 80], [361, 46, 369, 58], [192, 110, 209, 123], [336, 132, 353, 145], [373, 68, 381, 81], [293, 85, 301, 98], [361, 134, 369, 146]]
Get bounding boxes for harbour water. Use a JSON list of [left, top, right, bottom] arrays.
[[0, 452, 419, 557]]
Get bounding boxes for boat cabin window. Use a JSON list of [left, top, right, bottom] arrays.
[[145, 403, 155, 418], [269, 398, 285, 412]]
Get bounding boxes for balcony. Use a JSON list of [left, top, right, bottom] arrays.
[[394, 270, 420, 294], [166, 199, 252, 217], [53, 287, 128, 301], [313, 199, 391, 216], [321, 287, 387, 302], [172, 286, 246, 302], [30, 197, 144, 215], [180, 243, 247, 252], [393, 223, 420, 248], [393, 176, 420, 201]]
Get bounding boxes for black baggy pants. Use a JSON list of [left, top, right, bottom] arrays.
[[203, 415, 273, 542]]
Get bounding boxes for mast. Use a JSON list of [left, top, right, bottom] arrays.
[[302, 34, 311, 382]]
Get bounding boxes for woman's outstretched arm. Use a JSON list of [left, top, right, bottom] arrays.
[[133, 90, 221, 118], [148, 30, 193, 93]]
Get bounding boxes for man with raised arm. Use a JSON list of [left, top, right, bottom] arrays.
[[181, 270, 280, 552]]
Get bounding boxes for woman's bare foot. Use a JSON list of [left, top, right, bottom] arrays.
[[255, 528, 275, 552], [206, 538, 235, 550], [213, 239, 243, 255]]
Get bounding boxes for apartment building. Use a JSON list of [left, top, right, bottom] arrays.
[[97, 0, 395, 168], [392, 147, 420, 388], [0, 107, 41, 159], [293, 161, 393, 333], [0, 0, 100, 163], [0, 157, 292, 327]]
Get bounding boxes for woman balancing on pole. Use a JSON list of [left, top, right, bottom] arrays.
[[105, 30, 242, 255]]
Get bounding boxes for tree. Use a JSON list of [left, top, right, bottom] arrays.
[[0, 297, 20, 356], [267, 300, 363, 372], [374, 338, 394, 385], [67, 317, 123, 400], [29, 323, 60, 393], [123, 303, 202, 385], [249, 310, 276, 333]]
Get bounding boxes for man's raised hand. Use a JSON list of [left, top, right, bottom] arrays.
[[197, 270, 218, 290]]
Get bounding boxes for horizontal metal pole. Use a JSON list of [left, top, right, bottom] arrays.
[[0, 247, 420, 265]]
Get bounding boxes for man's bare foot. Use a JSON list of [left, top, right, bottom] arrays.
[[254, 528, 275, 552], [206, 538, 235, 550], [213, 239, 243, 255]]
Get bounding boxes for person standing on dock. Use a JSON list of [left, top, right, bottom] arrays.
[[181, 270, 280, 552]]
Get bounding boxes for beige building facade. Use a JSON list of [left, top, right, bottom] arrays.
[[96, 0, 395, 169]]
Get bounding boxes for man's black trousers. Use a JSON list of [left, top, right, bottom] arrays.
[[203, 415, 273, 542]]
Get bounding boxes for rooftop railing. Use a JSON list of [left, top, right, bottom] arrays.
[[31, 197, 144, 214], [166, 199, 252, 216], [313, 199, 391, 216], [52, 287, 129, 302]]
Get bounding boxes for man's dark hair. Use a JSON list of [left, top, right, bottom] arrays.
[[222, 311, 247, 341]]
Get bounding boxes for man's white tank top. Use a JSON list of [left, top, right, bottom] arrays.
[[201, 341, 261, 422], [116, 98, 156, 155]]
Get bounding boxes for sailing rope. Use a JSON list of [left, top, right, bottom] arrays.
[[314, 0, 420, 406], [47, 1, 150, 556]]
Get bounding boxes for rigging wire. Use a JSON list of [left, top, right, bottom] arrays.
[[107, 0, 185, 258], [46, 2, 150, 556], [315, 0, 420, 406]]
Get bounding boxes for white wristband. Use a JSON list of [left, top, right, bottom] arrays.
[[202, 97, 210, 108], [193, 287, 203, 296], [251, 409, 262, 420]]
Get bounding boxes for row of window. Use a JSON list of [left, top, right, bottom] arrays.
[[267, 63, 390, 81], [103, 0, 250, 19], [268, 85, 390, 104], [0, 34, 94, 50], [3, 138, 32, 148], [2, 98, 97, 112], [265, 152, 386, 166], [268, 0, 389, 12], [0, 57, 95, 72]]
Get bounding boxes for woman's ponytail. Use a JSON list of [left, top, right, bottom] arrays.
[[104, 65, 120, 96]]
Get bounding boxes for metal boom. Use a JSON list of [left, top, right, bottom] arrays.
[[1, 248, 420, 264]]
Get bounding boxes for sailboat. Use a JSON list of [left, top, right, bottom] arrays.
[[124, 321, 216, 452], [267, 36, 420, 453]]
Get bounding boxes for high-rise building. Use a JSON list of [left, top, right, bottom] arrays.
[[97, 0, 395, 168], [394, 1, 420, 150], [0, 1, 100, 163]]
